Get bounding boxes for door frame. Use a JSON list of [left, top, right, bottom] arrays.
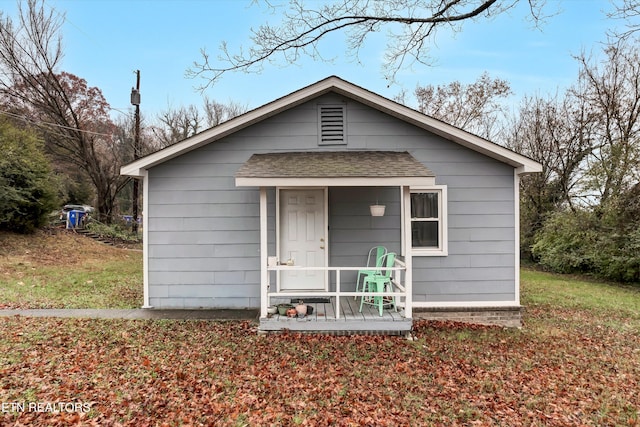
[[275, 187, 329, 291]]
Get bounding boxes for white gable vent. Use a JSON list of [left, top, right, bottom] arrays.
[[318, 104, 347, 145]]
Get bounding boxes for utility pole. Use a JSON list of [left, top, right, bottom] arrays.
[[131, 70, 141, 235]]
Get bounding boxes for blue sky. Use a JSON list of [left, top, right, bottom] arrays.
[[2, 0, 625, 119]]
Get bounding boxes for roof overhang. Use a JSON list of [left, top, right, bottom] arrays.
[[121, 76, 543, 177], [235, 151, 436, 187]]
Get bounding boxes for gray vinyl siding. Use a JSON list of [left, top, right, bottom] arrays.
[[410, 142, 515, 303], [145, 92, 515, 308], [328, 186, 401, 289]]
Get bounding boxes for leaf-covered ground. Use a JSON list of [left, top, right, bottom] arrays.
[[1, 232, 639, 425], [1, 308, 638, 426]]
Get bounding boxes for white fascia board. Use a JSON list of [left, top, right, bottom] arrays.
[[120, 80, 338, 178], [235, 176, 436, 187], [121, 76, 542, 177], [331, 81, 543, 174]]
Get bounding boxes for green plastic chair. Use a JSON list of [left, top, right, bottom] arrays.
[[355, 246, 387, 300], [359, 252, 397, 316]]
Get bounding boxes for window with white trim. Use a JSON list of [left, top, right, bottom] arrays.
[[410, 186, 447, 256]]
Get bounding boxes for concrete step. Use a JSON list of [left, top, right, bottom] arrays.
[[73, 229, 116, 246]]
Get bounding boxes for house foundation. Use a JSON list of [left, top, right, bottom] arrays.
[[413, 306, 523, 328]]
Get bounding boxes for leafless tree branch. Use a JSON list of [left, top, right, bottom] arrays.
[[607, 0, 640, 40], [186, 0, 545, 90]]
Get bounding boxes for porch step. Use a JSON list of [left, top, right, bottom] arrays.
[[259, 318, 413, 334], [260, 297, 412, 334]]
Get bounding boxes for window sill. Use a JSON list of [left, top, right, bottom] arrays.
[[412, 248, 448, 257]]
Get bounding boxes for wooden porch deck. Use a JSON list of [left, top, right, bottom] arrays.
[[259, 296, 413, 334]]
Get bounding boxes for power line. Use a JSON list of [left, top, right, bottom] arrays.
[[0, 108, 116, 138]]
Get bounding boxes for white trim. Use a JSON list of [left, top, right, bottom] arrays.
[[121, 76, 542, 177], [514, 170, 521, 305], [264, 263, 409, 321], [236, 176, 435, 188], [323, 188, 329, 282], [399, 186, 405, 257], [413, 301, 521, 308], [402, 186, 413, 318], [141, 170, 152, 308], [260, 187, 268, 318], [409, 185, 448, 257]]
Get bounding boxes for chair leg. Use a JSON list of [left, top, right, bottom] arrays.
[[385, 282, 397, 312], [384, 282, 398, 312], [358, 278, 368, 312], [376, 280, 384, 317], [360, 277, 389, 316]]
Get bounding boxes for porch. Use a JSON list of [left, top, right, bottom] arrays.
[[259, 295, 412, 333], [235, 151, 437, 334], [259, 263, 413, 333]]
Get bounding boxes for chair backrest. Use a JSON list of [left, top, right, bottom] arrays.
[[379, 252, 396, 278], [366, 246, 387, 267]]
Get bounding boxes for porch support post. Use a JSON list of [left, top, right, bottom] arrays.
[[402, 185, 412, 318], [260, 187, 268, 318]]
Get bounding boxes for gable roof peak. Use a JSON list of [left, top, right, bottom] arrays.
[[121, 75, 541, 177]]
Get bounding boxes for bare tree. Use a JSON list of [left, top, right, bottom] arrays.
[[414, 72, 512, 140], [203, 96, 248, 127], [152, 99, 249, 148], [573, 39, 640, 205], [608, 0, 640, 40], [187, 0, 546, 89], [506, 38, 640, 259], [506, 92, 594, 257], [508, 93, 594, 209], [152, 105, 205, 148], [0, 0, 128, 222]]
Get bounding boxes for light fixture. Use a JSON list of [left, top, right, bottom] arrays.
[[370, 204, 386, 217]]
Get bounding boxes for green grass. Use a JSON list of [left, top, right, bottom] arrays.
[[0, 258, 142, 309], [521, 267, 640, 331], [0, 230, 142, 309]]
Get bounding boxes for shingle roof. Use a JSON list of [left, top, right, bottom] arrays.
[[235, 151, 435, 179]]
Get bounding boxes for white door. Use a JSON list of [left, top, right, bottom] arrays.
[[279, 189, 327, 291]]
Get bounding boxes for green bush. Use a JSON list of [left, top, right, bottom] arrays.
[[0, 121, 58, 233], [531, 209, 598, 274], [532, 207, 640, 283], [595, 226, 640, 283]]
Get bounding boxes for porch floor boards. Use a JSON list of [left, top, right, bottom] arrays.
[[259, 296, 412, 333]]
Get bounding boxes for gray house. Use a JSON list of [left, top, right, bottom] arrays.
[[121, 76, 541, 334]]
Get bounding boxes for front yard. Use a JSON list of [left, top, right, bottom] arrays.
[[0, 231, 638, 425], [0, 230, 142, 309]]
